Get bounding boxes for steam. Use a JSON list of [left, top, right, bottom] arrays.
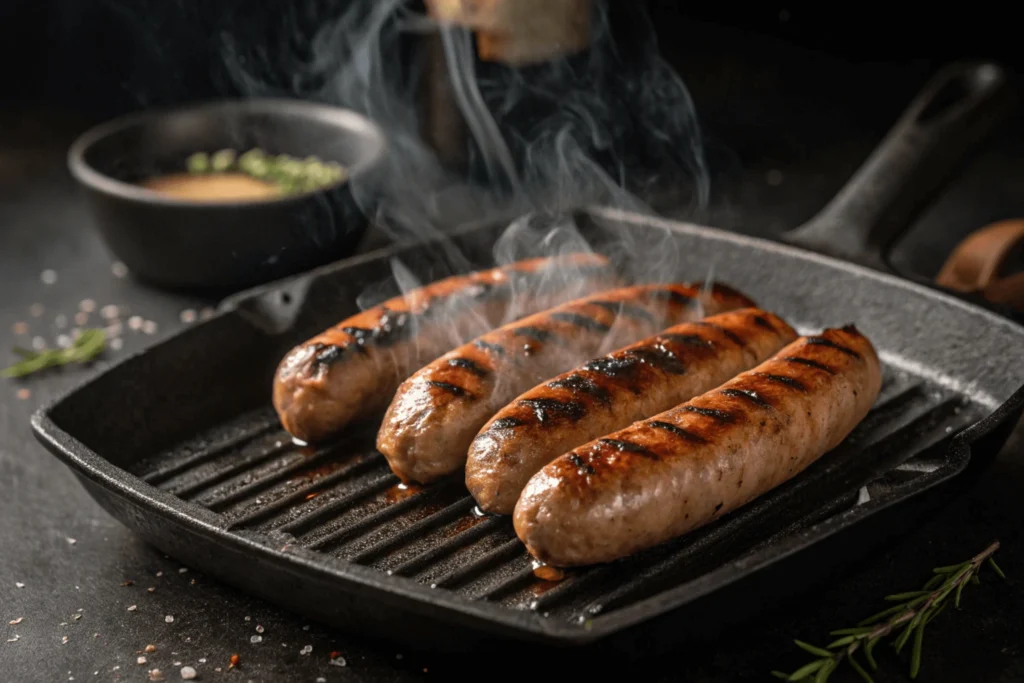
[[215, 0, 713, 343]]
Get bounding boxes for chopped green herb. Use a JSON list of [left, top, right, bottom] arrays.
[[185, 148, 347, 196], [3, 329, 106, 378]]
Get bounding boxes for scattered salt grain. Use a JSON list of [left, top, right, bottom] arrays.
[[145, 645, 157, 653], [9, 618, 23, 625], [165, 615, 174, 623], [112, 261, 129, 278], [67, 538, 76, 545], [255, 625, 264, 634], [147, 587, 156, 593], [12, 321, 28, 335], [244, 616, 251, 622], [72, 614, 82, 621], [29, 303, 44, 317], [129, 316, 144, 331], [15, 582, 25, 588], [55, 314, 67, 329], [329, 656, 347, 667], [179, 309, 197, 324], [198, 659, 206, 664], [178, 567, 188, 574], [156, 571, 163, 577], [110, 338, 123, 351], [142, 320, 158, 335], [74, 311, 90, 326], [317, 678, 326, 683], [214, 668, 222, 673], [80, 299, 96, 313], [62, 636, 69, 644], [173, 661, 181, 667], [300, 645, 312, 655], [41, 269, 58, 285], [16, 389, 31, 400], [57, 334, 72, 349], [101, 305, 119, 320], [6, 635, 18, 643], [127, 605, 137, 612], [250, 635, 262, 644], [31, 336, 46, 351], [302, 625, 309, 631], [137, 657, 147, 665], [149, 669, 165, 681], [180, 667, 197, 680]]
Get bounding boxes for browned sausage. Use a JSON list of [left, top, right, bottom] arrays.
[[273, 253, 618, 442], [514, 325, 882, 567], [377, 283, 757, 484], [466, 308, 798, 514]]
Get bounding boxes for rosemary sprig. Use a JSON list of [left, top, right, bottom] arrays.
[[772, 540, 1006, 682], [3, 328, 106, 378]]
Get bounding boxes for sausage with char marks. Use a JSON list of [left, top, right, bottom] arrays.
[[467, 308, 798, 514], [273, 253, 617, 442], [514, 325, 882, 567]]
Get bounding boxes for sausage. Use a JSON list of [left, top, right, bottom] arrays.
[[514, 325, 882, 567], [466, 308, 798, 514], [273, 253, 618, 442], [377, 283, 757, 484]]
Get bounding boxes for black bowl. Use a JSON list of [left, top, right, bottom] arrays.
[[68, 99, 387, 293]]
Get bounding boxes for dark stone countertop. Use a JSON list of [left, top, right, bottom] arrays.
[[2, 44, 1024, 683]]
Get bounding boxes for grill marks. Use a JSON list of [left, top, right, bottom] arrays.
[[782, 356, 836, 375], [694, 321, 747, 348], [546, 374, 611, 405], [447, 357, 489, 377], [426, 380, 472, 398], [680, 406, 735, 422], [519, 398, 587, 423], [720, 388, 772, 408], [648, 420, 708, 444], [512, 326, 557, 343], [548, 312, 612, 333], [588, 300, 658, 325], [805, 336, 861, 359], [598, 438, 658, 459], [753, 372, 808, 392]]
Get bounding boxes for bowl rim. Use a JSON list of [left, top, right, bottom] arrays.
[[67, 98, 388, 209]]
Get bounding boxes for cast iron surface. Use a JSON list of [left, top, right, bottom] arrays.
[[31, 211, 1024, 647], [68, 98, 387, 293]]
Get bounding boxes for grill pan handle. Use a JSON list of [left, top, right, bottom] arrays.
[[783, 62, 1015, 271]]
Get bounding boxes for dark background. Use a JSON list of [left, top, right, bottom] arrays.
[[2, 2, 1023, 682]]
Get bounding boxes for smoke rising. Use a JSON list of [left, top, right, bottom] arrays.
[[217, 0, 709, 283]]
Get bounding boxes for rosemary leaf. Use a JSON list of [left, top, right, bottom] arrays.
[[827, 635, 857, 649], [829, 627, 875, 636], [933, 562, 968, 574], [885, 591, 929, 601], [954, 578, 966, 608], [3, 329, 106, 378], [848, 654, 875, 683], [922, 574, 945, 591], [794, 641, 834, 658], [858, 603, 907, 626], [894, 619, 916, 653], [864, 639, 879, 670], [814, 660, 834, 683], [970, 575, 981, 585], [910, 622, 926, 678], [924, 602, 948, 626], [771, 671, 791, 680], [988, 558, 1007, 580], [788, 660, 827, 681]]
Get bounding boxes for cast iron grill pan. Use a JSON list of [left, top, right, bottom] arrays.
[[31, 62, 1024, 649]]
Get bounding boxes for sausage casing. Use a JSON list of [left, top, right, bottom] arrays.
[[514, 325, 882, 567], [467, 308, 798, 514], [377, 283, 757, 484], [273, 253, 617, 442]]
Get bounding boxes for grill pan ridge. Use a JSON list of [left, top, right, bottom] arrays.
[[31, 213, 1024, 649], [30, 62, 1024, 650]]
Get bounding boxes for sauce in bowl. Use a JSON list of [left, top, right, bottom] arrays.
[[142, 173, 280, 202]]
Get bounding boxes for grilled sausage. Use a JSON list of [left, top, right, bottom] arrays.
[[514, 325, 882, 567], [273, 253, 618, 442], [377, 283, 756, 484], [467, 308, 798, 514]]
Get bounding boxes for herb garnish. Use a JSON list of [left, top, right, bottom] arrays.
[[773, 540, 1006, 682], [3, 328, 106, 378]]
